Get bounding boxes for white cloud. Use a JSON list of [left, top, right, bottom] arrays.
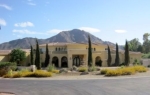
[[0, 18, 6, 26], [13, 29, 45, 35], [0, 4, 12, 10], [115, 30, 127, 33], [28, 2, 36, 6], [46, 29, 66, 34], [14, 21, 34, 27], [78, 27, 100, 33]]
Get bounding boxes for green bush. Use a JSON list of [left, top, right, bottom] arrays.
[[47, 64, 55, 72], [78, 67, 87, 72]]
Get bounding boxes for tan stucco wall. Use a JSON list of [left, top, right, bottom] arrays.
[[0, 43, 142, 68], [0, 55, 9, 62]]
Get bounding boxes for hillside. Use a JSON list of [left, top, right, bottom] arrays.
[[0, 29, 114, 50]]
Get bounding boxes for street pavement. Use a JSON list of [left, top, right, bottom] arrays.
[[0, 77, 150, 95]]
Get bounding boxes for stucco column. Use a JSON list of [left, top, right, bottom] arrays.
[[59, 57, 61, 68], [68, 54, 72, 68]]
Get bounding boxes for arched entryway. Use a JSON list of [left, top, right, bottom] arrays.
[[73, 56, 80, 67], [95, 56, 102, 66], [61, 56, 68, 68], [52, 56, 59, 67]]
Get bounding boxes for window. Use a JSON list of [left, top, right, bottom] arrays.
[[55, 48, 57, 51], [94, 48, 96, 51]]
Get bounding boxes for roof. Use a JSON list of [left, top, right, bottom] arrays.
[[0, 49, 30, 56], [39, 42, 107, 47]]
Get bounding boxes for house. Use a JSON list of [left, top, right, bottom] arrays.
[[0, 42, 142, 68], [38, 42, 142, 68]]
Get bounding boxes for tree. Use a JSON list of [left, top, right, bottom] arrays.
[[128, 38, 141, 51], [124, 40, 130, 66], [10, 48, 26, 65], [44, 43, 50, 67], [88, 35, 92, 67], [137, 45, 143, 52], [30, 45, 34, 65], [143, 33, 150, 53], [35, 39, 41, 70], [107, 45, 111, 66], [115, 43, 120, 66]]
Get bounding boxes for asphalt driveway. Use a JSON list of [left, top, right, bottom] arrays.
[[0, 77, 150, 95]]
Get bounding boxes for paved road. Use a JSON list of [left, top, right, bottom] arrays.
[[0, 77, 150, 95]]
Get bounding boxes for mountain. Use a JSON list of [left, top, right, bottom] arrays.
[[0, 29, 114, 50]]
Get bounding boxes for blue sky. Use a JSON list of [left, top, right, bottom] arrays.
[[0, 0, 150, 45]]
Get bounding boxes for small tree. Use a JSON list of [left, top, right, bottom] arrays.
[[115, 43, 120, 66], [30, 45, 34, 65], [88, 35, 92, 67], [10, 48, 26, 65], [124, 40, 130, 66], [35, 39, 41, 70], [44, 43, 50, 67], [107, 45, 112, 66]]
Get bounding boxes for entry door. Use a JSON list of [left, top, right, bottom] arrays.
[[73, 56, 80, 67]]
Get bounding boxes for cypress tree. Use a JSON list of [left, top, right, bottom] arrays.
[[88, 35, 92, 67], [115, 43, 120, 66], [35, 39, 41, 69], [125, 40, 130, 66], [30, 45, 34, 65], [44, 43, 50, 67], [107, 45, 112, 66]]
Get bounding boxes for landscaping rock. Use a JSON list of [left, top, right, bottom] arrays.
[[72, 66, 78, 71], [96, 68, 100, 71], [30, 65, 37, 72], [59, 68, 68, 73], [80, 72, 89, 75]]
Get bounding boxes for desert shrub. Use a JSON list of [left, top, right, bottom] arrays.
[[0, 62, 17, 71], [78, 66, 87, 72], [3, 70, 13, 78], [100, 69, 109, 75], [105, 65, 148, 76], [51, 70, 60, 74], [133, 65, 147, 72], [105, 69, 121, 76], [0, 68, 8, 77], [47, 64, 55, 72], [89, 65, 96, 71], [24, 70, 52, 77], [12, 72, 22, 78], [120, 67, 135, 75]]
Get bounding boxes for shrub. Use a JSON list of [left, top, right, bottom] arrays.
[[51, 70, 60, 74], [12, 72, 22, 78], [47, 64, 55, 72], [0, 62, 17, 70], [133, 65, 147, 72], [105, 65, 148, 76], [100, 69, 109, 75], [121, 68, 135, 75], [78, 67, 87, 72], [105, 69, 120, 76], [24, 70, 52, 77], [89, 65, 96, 71]]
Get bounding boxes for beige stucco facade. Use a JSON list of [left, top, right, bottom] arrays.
[[38, 42, 142, 68], [0, 43, 142, 68]]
